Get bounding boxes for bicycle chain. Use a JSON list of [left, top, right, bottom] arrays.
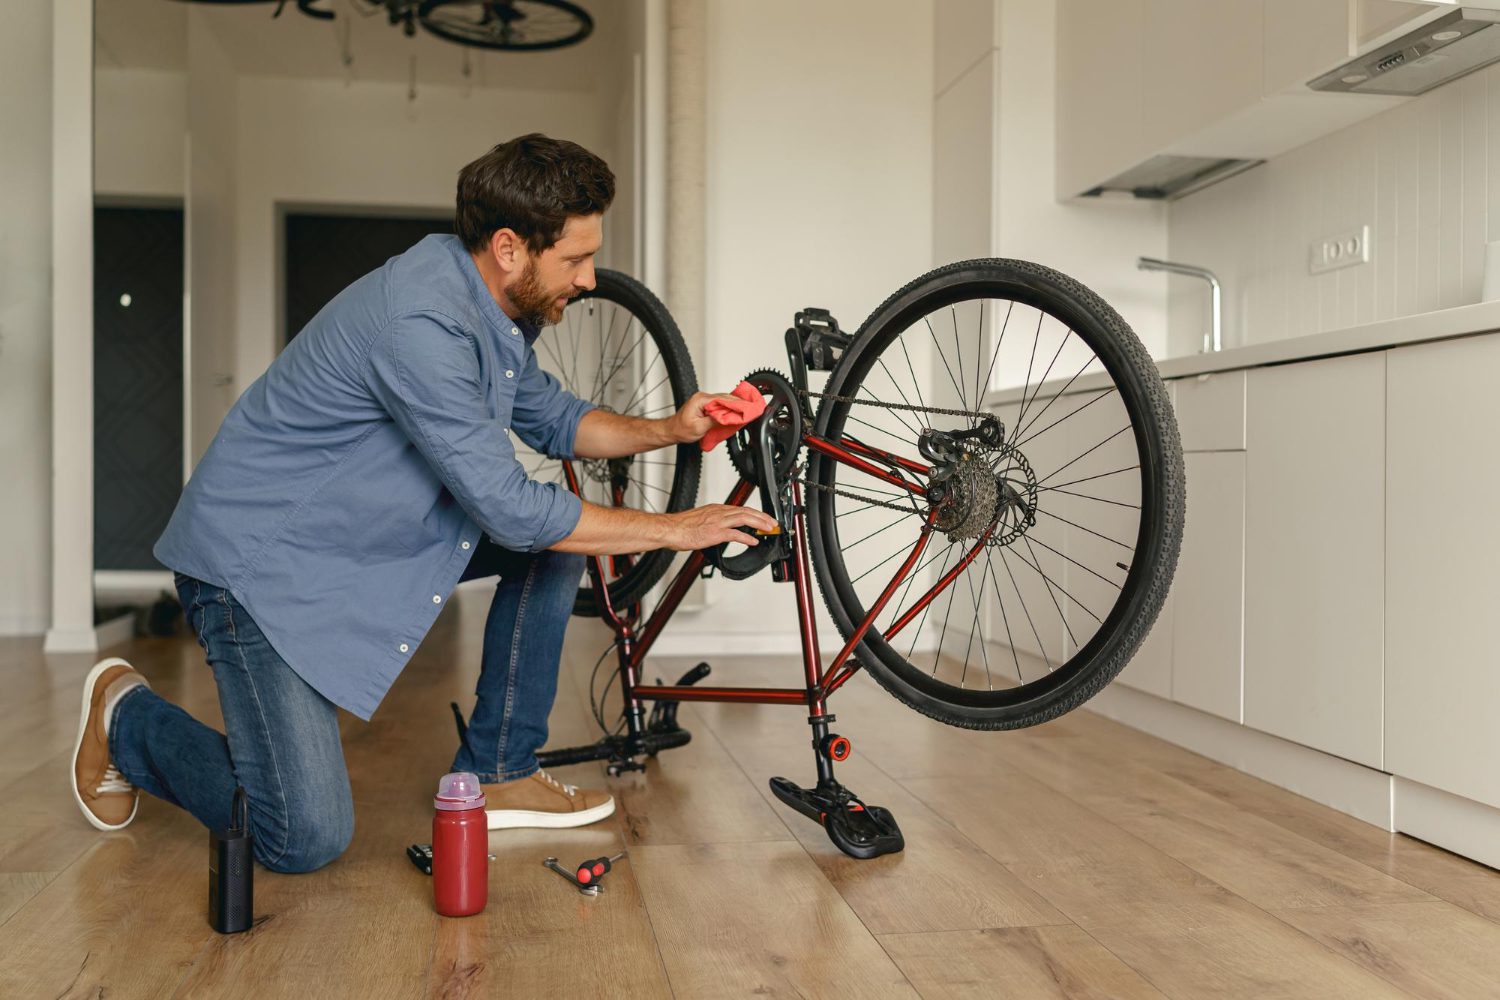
[[785, 388, 978, 517]]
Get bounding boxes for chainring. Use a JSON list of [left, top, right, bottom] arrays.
[[726, 369, 802, 482]]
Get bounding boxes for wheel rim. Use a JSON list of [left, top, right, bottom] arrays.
[[812, 272, 1168, 709]]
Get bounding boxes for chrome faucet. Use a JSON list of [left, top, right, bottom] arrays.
[[1137, 257, 1222, 352]]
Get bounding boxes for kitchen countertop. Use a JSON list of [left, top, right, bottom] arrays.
[[987, 297, 1500, 406]]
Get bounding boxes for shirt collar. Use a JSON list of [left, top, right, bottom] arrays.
[[444, 235, 542, 345]]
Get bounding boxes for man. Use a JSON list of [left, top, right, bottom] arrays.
[[70, 134, 776, 873]]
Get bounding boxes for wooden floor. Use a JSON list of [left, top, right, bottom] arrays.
[[4, 596, 1500, 999]]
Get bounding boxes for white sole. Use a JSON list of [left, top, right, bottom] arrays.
[[71, 657, 141, 832], [486, 796, 615, 831]]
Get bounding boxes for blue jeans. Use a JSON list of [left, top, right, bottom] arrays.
[[109, 544, 581, 874]]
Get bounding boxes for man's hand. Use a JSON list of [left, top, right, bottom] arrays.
[[663, 391, 741, 445], [663, 504, 780, 551], [551, 500, 779, 555]]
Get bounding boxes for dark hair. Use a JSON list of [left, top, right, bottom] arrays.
[[455, 134, 615, 255]]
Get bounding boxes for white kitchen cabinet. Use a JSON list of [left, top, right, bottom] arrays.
[[1056, 0, 1401, 200], [1055, 0, 1149, 200], [1243, 352, 1385, 768], [1262, 0, 1352, 96], [1386, 334, 1500, 809], [1140, 0, 1264, 153], [1173, 370, 1246, 452], [1170, 450, 1246, 721]]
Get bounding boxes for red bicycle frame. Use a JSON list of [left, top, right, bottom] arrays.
[[563, 432, 987, 726]]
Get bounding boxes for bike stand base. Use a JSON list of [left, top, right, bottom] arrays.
[[768, 776, 905, 860]]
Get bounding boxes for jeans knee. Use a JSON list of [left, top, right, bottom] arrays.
[[258, 802, 354, 874]]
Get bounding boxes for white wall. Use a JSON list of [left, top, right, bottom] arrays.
[[187, 12, 239, 465], [655, 0, 935, 653], [0, 0, 54, 635], [1167, 57, 1500, 356], [232, 74, 612, 389], [95, 69, 185, 201]]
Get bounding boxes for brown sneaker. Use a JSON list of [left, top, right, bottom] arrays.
[[72, 657, 148, 831], [480, 770, 615, 830]]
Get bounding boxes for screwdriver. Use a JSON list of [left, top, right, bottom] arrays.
[[574, 851, 627, 886]]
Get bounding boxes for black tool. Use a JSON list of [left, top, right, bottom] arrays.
[[574, 851, 627, 887], [406, 842, 434, 875], [209, 787, 254, 934]]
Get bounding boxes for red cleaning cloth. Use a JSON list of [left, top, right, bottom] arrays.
[[699, 380, 768, 452]]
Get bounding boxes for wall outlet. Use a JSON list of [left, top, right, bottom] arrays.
[[1309, 225, 1371, 275]]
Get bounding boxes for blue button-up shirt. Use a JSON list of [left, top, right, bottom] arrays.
[[155, 234, 594, 720]]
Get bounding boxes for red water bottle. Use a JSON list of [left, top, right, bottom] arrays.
[[432, 771, 487, 917]]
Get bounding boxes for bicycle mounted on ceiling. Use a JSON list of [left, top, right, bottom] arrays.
[[453, 260, 1186, 860]]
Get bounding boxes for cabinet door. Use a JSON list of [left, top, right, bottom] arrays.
[[1171, 451, 1245, 721], [1055, 0, 1147, 198], [1141, 0, 1263, 153], [1243, 353, 1385, 768], [1386, 335, 1500, 808], [1263, 0, 1349, 96]]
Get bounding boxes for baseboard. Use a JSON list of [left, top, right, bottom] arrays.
[[1393, 777, 1500, 871], [1090, 683, 1395, 830], [95, 612, 136, 652], [94, 569, 173, 601], [43, 626, 99, 654]]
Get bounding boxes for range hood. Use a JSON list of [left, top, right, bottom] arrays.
[[1082, 154, 1265, 201], [1309, 7, 1500, 96]]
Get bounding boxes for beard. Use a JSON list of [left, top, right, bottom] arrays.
[[510, 259, 572, 328]]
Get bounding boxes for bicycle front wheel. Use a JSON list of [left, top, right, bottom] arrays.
[[806, 258, 1184, 730], [525, 268, 700, 616]]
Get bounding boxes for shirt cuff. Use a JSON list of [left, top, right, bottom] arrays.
[[529, 485, 584, 551], [555, 397, 597, 461]]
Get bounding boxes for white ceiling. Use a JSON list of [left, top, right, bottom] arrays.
[[95, 0, 623, 94]]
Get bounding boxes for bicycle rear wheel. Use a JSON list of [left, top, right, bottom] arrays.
[[806, 258, 1183, 730], [525, 268, 700, 616]]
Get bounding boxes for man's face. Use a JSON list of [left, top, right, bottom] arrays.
[[508, 213, 603, 327]]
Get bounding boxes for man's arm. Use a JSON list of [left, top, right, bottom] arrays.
[[572, 392, 732, 459], [551, 499, 778, 555]]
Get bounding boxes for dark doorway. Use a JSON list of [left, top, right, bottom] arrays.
[[283, 212, 451, 345], [94, 205, 185, 571]]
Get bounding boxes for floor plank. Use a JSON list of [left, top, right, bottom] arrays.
[[878, 925, 1169, 999], [630, 840, 918, 998], [1275, 899, 1500, 999]]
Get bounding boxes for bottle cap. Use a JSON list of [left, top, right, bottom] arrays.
[[433, 771, 486, 811]]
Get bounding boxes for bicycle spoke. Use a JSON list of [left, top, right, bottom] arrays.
[[1034, 507, 1134, 551], [1034, 425, 1131, 489], [978, 299, 1014, 404], [1015, 385, 1117, 450], [1020, 534, 1081, 646], [1027, 534, 1122, 590], [996, 548, 1052, 673], [1035, 464, 1139, 493]]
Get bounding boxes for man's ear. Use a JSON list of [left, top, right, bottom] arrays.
[[488, 228, 525, 276]]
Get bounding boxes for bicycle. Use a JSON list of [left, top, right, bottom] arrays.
[[454, 260, 1185, 860]]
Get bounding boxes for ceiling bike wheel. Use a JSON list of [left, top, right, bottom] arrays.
[[417, 0, 593, 50], [806, 258, 1184, 730], [525, 268, 700, 616]]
